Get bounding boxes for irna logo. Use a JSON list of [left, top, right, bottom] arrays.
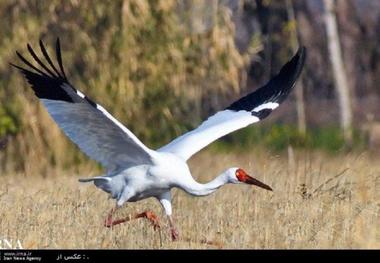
[[0, 238, 23, 249]]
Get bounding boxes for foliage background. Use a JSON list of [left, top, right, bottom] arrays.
[[0, 1, 379, 249], [0, 0, 378, 175], [0, 0, 260, 174]]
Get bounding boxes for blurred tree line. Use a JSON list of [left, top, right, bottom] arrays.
[[0, 0, 378, 174], [0, 0, 256, 174]]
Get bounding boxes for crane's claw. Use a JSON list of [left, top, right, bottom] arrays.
[[170, 227, 179, 241], [104, 212, 115, 227], [104, 218, 112, 228]]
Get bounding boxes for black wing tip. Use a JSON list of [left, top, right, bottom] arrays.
[[9, 62, 30, 73], [281, 45, 307, 79], [225, 46, 307, 113], [15, 50, 23, 59], [296, 46, 306, 59], [12, 38, 68, 80], [9, 62, 24, 71], [11, 39, 76, 103], [295, 45, 306, 69], [39, 39, 46, 51], [55, 37, 67, 80], [265, 46, 306, 104], [291, 46, 307, 77], [269, 45, 306, 96]]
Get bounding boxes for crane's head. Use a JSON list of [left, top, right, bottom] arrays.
[[225, 168, 272, 191]]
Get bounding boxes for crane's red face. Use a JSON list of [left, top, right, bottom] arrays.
[[235, 168, 272, 191]]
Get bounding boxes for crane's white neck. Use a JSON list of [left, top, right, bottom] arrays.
[[181, 172, 230, 196]]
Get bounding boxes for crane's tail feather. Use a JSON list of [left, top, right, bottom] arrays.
[[78, 176, 114, 195], [78, 176, 111, 183]]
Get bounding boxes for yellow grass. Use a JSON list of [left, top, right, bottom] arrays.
[[0, 149, 379, 249]]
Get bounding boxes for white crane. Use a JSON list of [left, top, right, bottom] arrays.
[[12, 39, 305, 241]]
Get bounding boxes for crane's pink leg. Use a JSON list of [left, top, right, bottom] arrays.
[[134, 211, 161, 230], [104, 207, 117, 227], [168, 215, 179, 241], [104, 208, 161, 230]]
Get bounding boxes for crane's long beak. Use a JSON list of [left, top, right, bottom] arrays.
[[244, 175, 273, 191]]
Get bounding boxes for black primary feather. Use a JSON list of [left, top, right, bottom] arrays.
[[226, 47, 306, 119], [11, 39, 81, 104], [39, 39, 63, 79], [55, 38, 67, 80], [26, 43, 58, 78], [14, 51, 48, 77]]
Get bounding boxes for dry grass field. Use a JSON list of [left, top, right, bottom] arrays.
[[0, 149, 379, 249]]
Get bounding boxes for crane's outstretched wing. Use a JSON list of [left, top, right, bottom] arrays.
[[12, 39, 154, 171], [159, 47, 306, 160]]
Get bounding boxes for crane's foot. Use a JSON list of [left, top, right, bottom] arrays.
[[135, 211, 161, 231], [104, 208, 122, 228], [103, 209, 160, 230], [170, 227, 179, 241], [104, 217, 113, 228]]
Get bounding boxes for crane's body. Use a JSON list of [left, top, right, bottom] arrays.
[[12, 38, 306, 241], [86, 152, 189, 204], [82, 150, 243, 206]]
